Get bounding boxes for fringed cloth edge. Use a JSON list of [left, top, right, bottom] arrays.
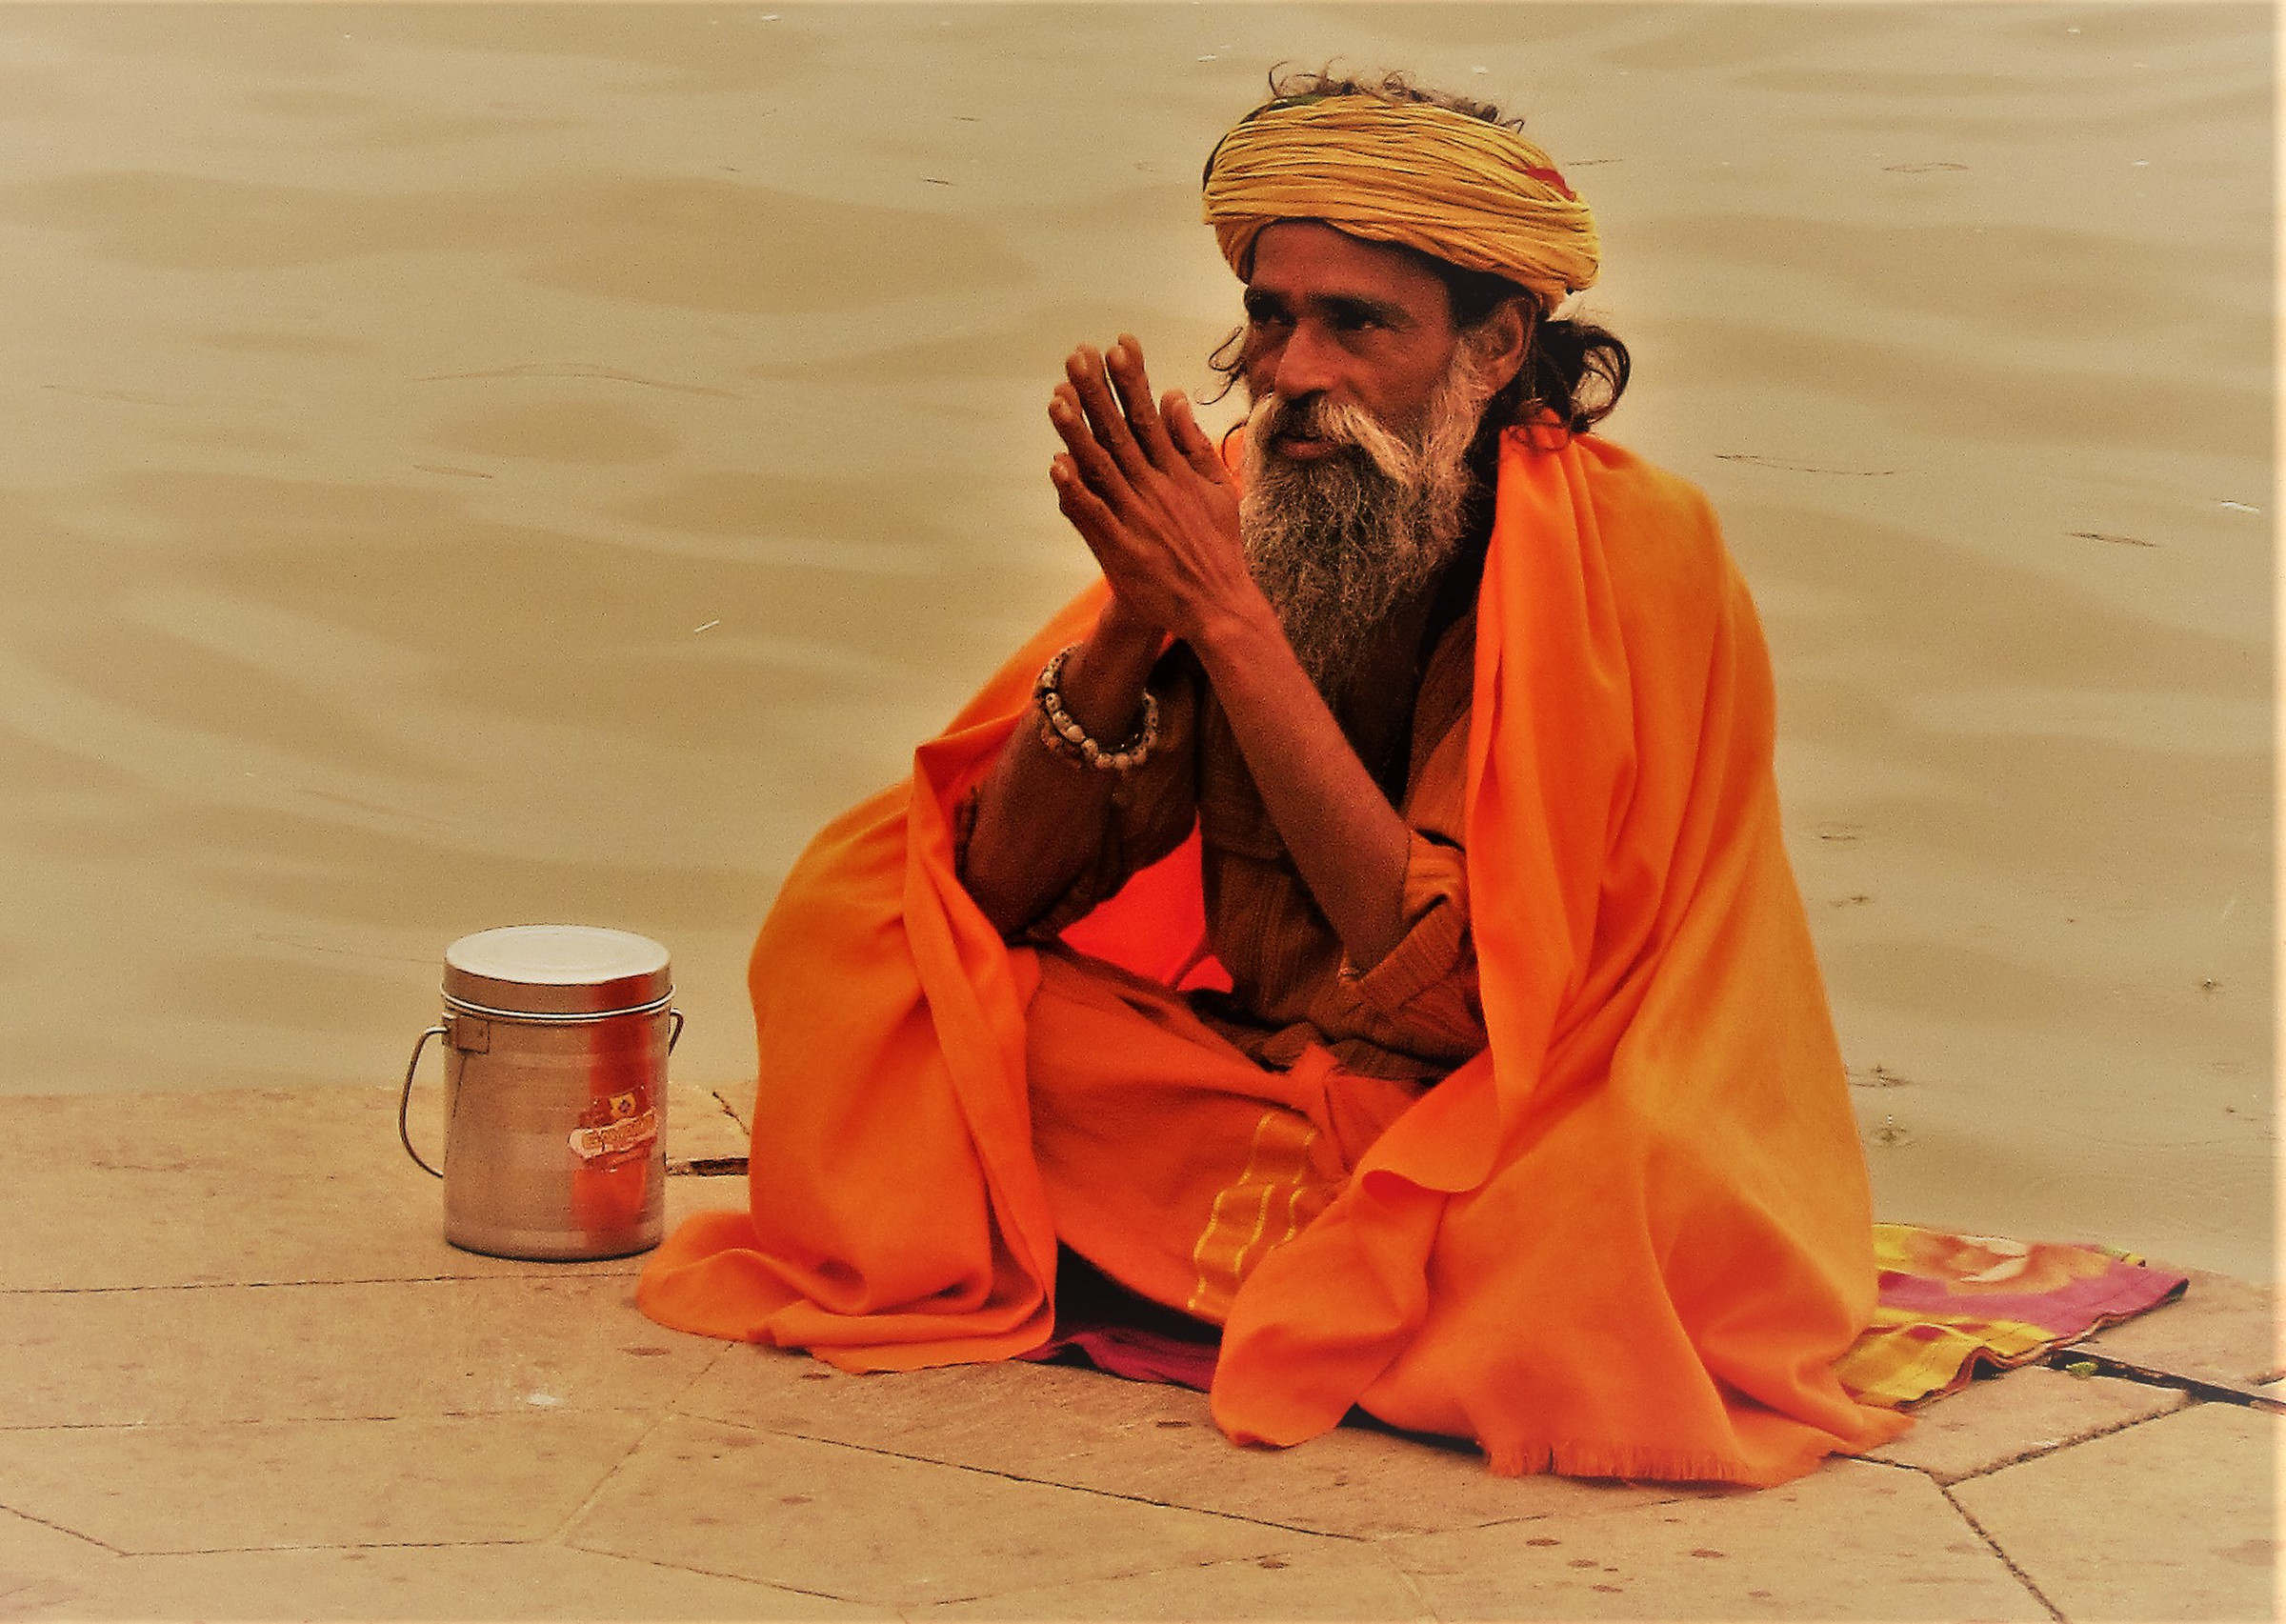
[[1027, 1221, 2196, 1434]]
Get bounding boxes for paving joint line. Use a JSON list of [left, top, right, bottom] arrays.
[[2, 1272, 646, 1294], [708, 1085, 751, 1124], [918, 1542, 1367, 1613], [643, 1336, 738, 1425], [541, 1403, 691, 1548], [157, 1538, 548, 1556], [2045, 1346, 2286, 1413], [1382, 1550, 1444, 1620], [0, 1407, 675, 1434], [1939, 1483, 2066, 1623], [1852, 1454, 1937, 1479], [547, 1534, 864, 1607], [0, 1501, 127, 1556], [1936, 1394, 2203, 1488], [1385, 1487, 1714, 1540]]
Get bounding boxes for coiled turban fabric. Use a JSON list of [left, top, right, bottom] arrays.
[[1201, 93, 1599, 313]]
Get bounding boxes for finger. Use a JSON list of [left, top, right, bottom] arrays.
[[1065, 345, 1151, 480], [1049, 454, 1104, 530], [1163, 390, 1233, 487], [1065, 345, 1133, 451], [1105, 336, 1175, 462], [1050, 456, 1142, 570], [1050, 386, 1133, 500]]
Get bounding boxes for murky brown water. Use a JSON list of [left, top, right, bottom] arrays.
[[0, 4, 2270, 1278]]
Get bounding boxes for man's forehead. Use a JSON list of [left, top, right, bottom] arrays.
[[1242, 222, 1451, 310]]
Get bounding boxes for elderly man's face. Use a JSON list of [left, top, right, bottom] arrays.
[[1238, 220, 1464, 450], [1233, 222, 1506, 698]]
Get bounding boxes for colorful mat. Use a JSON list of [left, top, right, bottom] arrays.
[[1836, 1223, 2189, 1406], [1022, 1223, 2191, 1411]]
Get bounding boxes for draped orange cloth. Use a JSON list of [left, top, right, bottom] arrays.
[[638, 425, 1912, 1485]]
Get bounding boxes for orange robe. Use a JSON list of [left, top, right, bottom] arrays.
[[639, 425, 1912, 1485]]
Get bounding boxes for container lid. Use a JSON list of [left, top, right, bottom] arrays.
[[443, 925, 672, 1017]]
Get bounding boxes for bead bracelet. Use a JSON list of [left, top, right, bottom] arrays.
[[1033, 642, 1159, 772]]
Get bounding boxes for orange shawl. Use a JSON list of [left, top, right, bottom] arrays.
[[639, 427, 1911, 1485]]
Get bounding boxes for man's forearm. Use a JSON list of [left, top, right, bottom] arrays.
[[1189, 595, 1414, 971], [1025, 334, 1414, 965], [956, 602, 1165, 937]]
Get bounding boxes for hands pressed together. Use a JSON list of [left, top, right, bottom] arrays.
[[1047, 336, 1261, 649], [1038, 336, 1414, 971], [945, 331, 1415, 966]]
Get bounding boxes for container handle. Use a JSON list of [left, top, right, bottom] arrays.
[[668, 1008, 686, 1053], [399, 1025, 447, 1179]]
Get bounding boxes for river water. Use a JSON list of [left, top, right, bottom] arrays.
[[0, 4, 2271, 1278]]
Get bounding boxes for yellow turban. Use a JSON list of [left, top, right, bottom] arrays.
[[1201, 93, 1598, 312]]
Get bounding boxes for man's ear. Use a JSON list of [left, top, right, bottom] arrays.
[[1468, 297, 1534, 397]]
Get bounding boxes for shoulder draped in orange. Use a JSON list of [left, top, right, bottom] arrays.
[[638, 427, 1912, 1485]]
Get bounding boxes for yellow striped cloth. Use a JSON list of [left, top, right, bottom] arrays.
[[1203, 94, 1599, 311], [1836, 1223, 2188, 1408]]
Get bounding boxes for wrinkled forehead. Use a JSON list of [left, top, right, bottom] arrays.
[[1240, 221, 1459, 324]]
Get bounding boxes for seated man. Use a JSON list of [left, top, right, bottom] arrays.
[[640, 70, 1910, 1485]]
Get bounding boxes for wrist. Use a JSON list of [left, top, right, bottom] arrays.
[[1055, 615, 1160, 745], [1184, 584, 1284, 672], [1093, 594, 1163, 655], [1033, 644, 1161, 773]]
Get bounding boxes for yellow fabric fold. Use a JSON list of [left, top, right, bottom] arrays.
[[1203, 95, 1599, 309]]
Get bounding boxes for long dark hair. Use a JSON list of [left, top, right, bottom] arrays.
[[1206, 253, 1632, 437]]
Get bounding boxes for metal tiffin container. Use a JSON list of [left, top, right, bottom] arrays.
[[399, 925, 682, 1260]]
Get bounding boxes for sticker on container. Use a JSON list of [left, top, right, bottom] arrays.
[[570, 1089, 659, 1167]]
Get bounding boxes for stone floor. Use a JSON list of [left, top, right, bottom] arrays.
[[0, 1084, 2275, 1621]]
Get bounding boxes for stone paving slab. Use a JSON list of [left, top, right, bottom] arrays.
[[51, 1542, 882, 1622], [9, 1274, 723, 1428], [715, 1084, 755, 1137], [0, 1086, 741, 1291], [2075, 1265, 2283, 1393], [1864, 1363, 2189, 1484], [564, 1413, 1304, 1612], [0, 1413, 654, 1554], [0, 1507, 118, 1618], [675, 1340, 1704, 1539], [1379, 1458, 2049, 1620], [912, 1541, 1436, 1620], [1, 1083, 2271, 1623], [1951, 1400, 2280, 1623], [664, 1082, 752, 1165]]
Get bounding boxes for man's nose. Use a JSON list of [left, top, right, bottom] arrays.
[[1269, 325, 1342, 401]]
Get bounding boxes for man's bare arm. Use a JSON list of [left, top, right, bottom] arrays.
[[1047, 337, 1414, 971], [956, 594, 1162, 937]]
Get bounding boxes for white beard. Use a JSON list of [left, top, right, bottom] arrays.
[[1238, 354, 1493, 698]]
